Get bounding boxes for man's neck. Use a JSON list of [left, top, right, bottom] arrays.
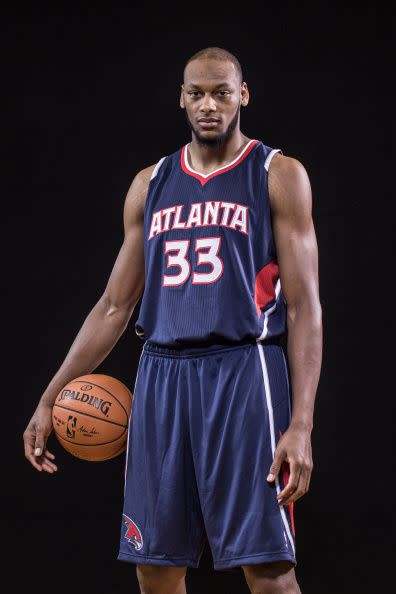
[[187, 132, 251, 174]]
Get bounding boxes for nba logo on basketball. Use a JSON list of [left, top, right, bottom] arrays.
[[66, 415, 77, 438], [123, 514, 143, 551]]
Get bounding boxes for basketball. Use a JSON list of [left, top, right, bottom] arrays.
[[52, 374, 132, 461]]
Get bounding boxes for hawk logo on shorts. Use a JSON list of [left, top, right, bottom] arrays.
[[122, 514, 143, 551]]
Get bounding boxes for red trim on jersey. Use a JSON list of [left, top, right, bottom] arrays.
[[254, 260, 279, 317], [180, 139, 259, 187], [279, 430, 296, 536]]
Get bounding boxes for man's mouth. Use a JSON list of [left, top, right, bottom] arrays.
[[197, 118, 220, 129]]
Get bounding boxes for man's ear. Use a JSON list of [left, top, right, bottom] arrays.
[[180, 84, 185, 109], [241, 82, 249, 107]]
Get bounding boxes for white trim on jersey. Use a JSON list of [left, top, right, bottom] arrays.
[[257, 279, 282, 341], [124, 343, 146, 494], [256, 341, 296, 557], [150, 157, 167, 180], [264, 148, 282, 172], [183, 138, 257, 178]]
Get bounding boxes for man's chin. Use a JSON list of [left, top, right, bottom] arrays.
[[193, 129, 227, 147]]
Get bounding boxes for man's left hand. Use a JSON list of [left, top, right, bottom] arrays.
[[266, 422, 313, 506]]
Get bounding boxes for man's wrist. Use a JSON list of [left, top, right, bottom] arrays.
[[289, 417, 313, 433]]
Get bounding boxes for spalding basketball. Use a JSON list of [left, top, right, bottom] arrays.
[[52, 374, 132, 462]]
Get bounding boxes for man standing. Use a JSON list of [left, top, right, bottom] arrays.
[[24, 47, 322, 594]]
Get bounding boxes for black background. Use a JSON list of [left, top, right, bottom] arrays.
[[3, 4, 391, 594]]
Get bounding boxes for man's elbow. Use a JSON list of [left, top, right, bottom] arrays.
[[287, 297, 322, 330], [99, 293, 137, 324]]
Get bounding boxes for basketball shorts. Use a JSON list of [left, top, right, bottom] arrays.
[[117, 338, 296, 570]]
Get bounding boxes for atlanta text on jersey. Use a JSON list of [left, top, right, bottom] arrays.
[[148, 200, 249, 240]]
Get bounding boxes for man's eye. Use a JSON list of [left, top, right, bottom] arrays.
[[218, 91, 230, 96], [188, 91, 201, 97]]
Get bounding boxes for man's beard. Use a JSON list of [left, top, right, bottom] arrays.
[[184, 105, 240, 147]]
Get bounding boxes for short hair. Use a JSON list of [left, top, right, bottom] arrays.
[[183, 47, 243, 84]]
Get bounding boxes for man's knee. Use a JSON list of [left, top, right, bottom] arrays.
[[136, 564, 187, 594], [242, 560, 300, 594]]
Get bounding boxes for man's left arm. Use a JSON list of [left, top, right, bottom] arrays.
[[266, 153, 323, 507]]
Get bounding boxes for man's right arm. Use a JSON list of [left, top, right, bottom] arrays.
[[23, 164, 156, 472]]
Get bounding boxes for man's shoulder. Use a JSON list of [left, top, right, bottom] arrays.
[[268, 152, 311, 218], [134, 163, 159, 187], [124, 163, 158, 211], [269, 153, 306, 180]]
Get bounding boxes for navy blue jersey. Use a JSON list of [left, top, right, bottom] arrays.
[[134, 139, 286, 347]]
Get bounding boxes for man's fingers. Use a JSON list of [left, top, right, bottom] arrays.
[[34, 425, 46, 457], [24, 428, 55, 472], [280, 483, 305, 507], [24, 430, 42, 470], [43, 449, 56, 464], [267, 448, 286, 482], [42, 453, 58, 471], [23, 429, 35, 456], [26, 451, 57, 473], [42, 461, 56, 473], [27, 452, 57, 473], [280, 464, 312, 506], [277, 461, 300, 503], [280, 473, 304, 505], [26, 454, 43, 471]]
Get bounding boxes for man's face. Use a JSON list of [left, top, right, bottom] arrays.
[[180, 58, 249, 146]]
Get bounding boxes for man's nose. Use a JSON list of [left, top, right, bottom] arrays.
[[200, 93, 217, 112]]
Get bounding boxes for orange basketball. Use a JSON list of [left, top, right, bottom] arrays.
[[52, 374, 132, 461]]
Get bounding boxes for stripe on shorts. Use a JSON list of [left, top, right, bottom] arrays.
[[256, 342, 296, 556]]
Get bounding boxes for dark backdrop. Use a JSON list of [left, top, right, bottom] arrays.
[[3, 5, 390, 594]]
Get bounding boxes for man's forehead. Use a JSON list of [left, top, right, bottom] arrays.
[[184, 59, 238, 85]]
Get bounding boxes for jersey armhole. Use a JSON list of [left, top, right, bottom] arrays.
[[143, 157, 167, 221], [264, 149, 282, 172], [150, 156, 167, 180]]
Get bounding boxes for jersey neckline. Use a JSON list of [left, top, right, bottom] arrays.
[[180, 139, 260, 186]]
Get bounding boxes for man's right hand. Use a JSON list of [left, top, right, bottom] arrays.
[[23, 401, 58, 473]]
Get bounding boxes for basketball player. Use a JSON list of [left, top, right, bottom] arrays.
[[24, 47, 322, 594]]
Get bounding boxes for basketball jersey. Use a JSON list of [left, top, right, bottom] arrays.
[[134, 139, 286, 347]]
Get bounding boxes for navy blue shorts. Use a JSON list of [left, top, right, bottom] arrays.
[[117, 338, 296, 570]]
